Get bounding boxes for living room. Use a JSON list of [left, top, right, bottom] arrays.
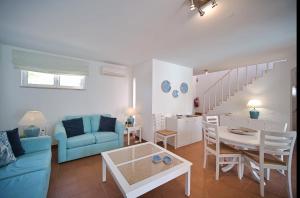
[[0, 0, 297, 198]]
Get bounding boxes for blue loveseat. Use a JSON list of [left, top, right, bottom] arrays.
[[54, 114, 124, 163], [0, 136, 52, 198]]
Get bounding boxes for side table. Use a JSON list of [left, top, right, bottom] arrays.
[[126, 125, 142, 145]]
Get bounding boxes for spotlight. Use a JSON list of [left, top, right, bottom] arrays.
[[211, 0, 218, 8], [198, 8, 205, 16], [190, 0, 196, 11]]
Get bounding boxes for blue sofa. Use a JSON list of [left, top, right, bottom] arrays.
[[0, 136, 52, 198], [54, 114, 124, 163]]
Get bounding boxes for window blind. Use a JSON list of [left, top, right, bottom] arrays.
[[12, 49, 89, 75]]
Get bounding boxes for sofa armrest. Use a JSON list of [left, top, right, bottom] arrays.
[[115, 121, 124, 147], [21, 136, 51, 154], [54, 122, 67, 163], [54, 122, 67, 141]]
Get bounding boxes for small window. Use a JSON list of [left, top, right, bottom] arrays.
[[59, 74, 85, 88], [21, 70, 86, 90], [27, 71, 55, 86]]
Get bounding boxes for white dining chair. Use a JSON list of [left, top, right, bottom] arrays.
[[279, 122, 288, 175], [204, 115, 219, 126], [266, 122, 288, 178], [242, 130, 296, 198], [202, 121, 242, 180], [152, 113, 177, 149]]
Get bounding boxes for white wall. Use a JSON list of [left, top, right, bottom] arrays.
[[208, 58, 296, 130], [133, 59, 193, 142], [0, 44, 130, 143], [152, 59, 193, 115], [133, 60, 153, 142]]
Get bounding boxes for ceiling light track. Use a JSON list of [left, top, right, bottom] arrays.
[[189, 0, 218, 16]]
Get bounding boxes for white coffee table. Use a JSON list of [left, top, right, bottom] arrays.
[[101, 142, 192, 198]]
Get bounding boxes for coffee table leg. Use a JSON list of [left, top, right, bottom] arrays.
[[102, 158, 107, 182], [185, 168, 191, 196]]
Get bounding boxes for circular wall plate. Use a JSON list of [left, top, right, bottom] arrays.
[[180, 82, 188, 94], [172, 90, 179, 98], [161, 80, 171, 93]]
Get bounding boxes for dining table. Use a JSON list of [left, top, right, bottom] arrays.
[[217, 126, 266, 182]]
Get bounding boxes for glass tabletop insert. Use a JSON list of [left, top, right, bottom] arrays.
[[108, 143, 162, 165], [117, 152, 183, 185]]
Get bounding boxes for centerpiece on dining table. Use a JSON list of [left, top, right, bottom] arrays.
[[228, 127, 258, 135]]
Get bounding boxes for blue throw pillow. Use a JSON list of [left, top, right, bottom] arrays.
[[98, 116, 116, 132], [0, 131, 16, 167], [6, 128, 25, 157], [62, 118, 84, 138]]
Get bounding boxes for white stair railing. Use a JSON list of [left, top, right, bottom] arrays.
[[202, 59, 286, 114]]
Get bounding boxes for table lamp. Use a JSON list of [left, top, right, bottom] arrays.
[[126, 107, 136, 127], [18, 111, 47, 137], [247, 99, 261, 119]]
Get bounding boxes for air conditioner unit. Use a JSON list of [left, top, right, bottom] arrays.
[[101, 64, 129, 77]]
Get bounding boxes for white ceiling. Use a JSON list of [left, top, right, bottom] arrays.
[[0, 0, 296, 71]]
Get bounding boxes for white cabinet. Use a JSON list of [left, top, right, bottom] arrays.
[[166, 116, 203, 148]]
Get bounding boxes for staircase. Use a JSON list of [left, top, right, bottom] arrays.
[[202, 59, 287, 114]]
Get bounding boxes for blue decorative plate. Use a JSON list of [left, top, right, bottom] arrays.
[[152, 155, 162, 164], [162, 156, 172, 165], [161, 80, 171, 93], [172, 90, 179, 98], [180, 82, 188, 94]]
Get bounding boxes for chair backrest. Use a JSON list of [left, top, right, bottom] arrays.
[[260, 130, 297, 167], [204, 115, 219, 126], [152, 113, 166, 132], [202, 121, 220, 153]]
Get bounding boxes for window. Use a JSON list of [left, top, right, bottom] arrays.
[[21, 70, 86, 89]]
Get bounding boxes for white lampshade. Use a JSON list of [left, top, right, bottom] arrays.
[[126, 107, 136, 116], [18, 111, 47, 127], [247, 99, 262, 109]]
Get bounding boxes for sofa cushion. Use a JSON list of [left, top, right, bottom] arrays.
[[64, 115, 92, 133], [6, 128, 25, 157], [90, 114, 111, 132], [62, 118, 84, 138], [67, 133, 96, 149], [99, 116, 116, 132], [0, 150, 51, 180], [93, 132, 118, 143], [0, 169, 49, 198]]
